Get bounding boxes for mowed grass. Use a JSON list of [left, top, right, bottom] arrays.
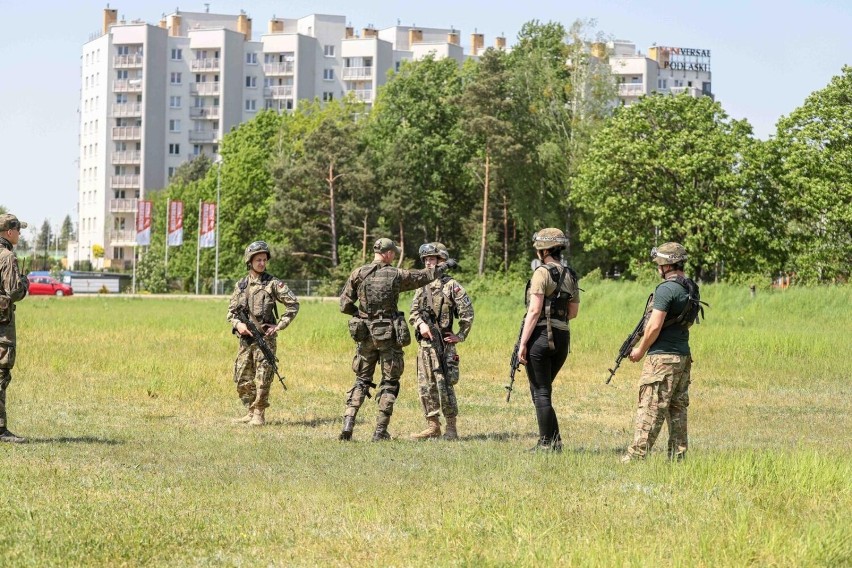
[[1, 282, 850, 566]]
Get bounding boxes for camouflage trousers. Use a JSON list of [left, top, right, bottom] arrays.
[[343, 336, 403, 419], [626, 354, 692, 460], [233, 336, 277, 411], [415, 341, 459, 418], [0, 342, 15, 430]]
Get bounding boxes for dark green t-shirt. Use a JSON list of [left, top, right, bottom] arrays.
[[648, 280, 691, 356]]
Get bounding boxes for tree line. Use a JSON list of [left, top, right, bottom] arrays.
[[136, 20, 850, 292]]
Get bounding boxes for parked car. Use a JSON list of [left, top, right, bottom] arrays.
[[27, 275, 74, 296]]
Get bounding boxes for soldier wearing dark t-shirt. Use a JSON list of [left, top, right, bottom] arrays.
[[622, 242, 696, 462]]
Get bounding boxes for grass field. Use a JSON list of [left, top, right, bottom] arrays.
[[1, 282, 850, 566]]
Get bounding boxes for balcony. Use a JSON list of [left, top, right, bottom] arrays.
[[109, 198, 138, 213], [189, 130, 219, 142], [110, 174, 140, 188], [112, 126, 141, 140], [112, 103, 142, 117], [111, 151, 141, 165], [348, 89, 373, 103], [190, 82, 220, 96], [191, 58, 220, 71], [263, 62, 294, 75], [342, 66, 373, 80], [108, 230, 137, 246], [618, 83, 645, 97], [190, 107, 220, 119], [115, 54, 143, 68], [265, 85, 293, 99], [114, 79, 143, 92], [669, 86, 705, 98]]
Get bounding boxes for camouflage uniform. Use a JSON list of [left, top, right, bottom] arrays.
[[339, 239, 447, 441], [226, 271, 299, 415], [409, 275, 474, 421], [0, 214, 29, 442]]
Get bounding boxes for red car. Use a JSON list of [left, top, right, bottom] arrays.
[[27, 275, 74, 296]]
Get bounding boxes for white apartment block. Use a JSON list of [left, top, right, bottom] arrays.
[[607, 40, 713, 103], [72, 8, 501, 269]]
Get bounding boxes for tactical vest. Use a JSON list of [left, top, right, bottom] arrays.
[[525, 263, 578, 349], [237, 272, 279, 325], [420, 275, 455, 331], [357, 263, 400, 319], [657, 274, 706, 329]]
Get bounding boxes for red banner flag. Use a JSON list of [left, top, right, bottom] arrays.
[[136, 200, 152, 246], [167, 200, 184, 246]]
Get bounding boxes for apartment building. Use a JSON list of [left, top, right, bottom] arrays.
[[72, 8, 500, 269], [608, 40, 713, 103]]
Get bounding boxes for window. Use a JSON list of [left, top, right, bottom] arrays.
[[246, 52, 258, 64], [245, 76, 257, 88], [169, 119, 181, 132], [117, 45, 129, 56], [170, 72, 182, 85], [171, 48, 183, 60], [323, 69, 334, 80], [657, 79, 668, 90], [193, 144, 202, 155], [168, 167, 176, 179], [245, 99, 257, 111], [116, 94, 128, 104], [364, 57, 373, 67], [117, 70, 128, 80], [322, 92, 334, 102], [168, 143, 180, 155], [323, 45, 335, 57], [169, 96, 181, 108]]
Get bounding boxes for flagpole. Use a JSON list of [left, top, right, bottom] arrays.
[[214, 157, 222, 295], [195, 199, 202, 295], [165, 198, 170, 279]]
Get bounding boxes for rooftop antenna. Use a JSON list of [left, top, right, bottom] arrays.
[[397, 18, 401, 25], [204, 3, 209, 13]]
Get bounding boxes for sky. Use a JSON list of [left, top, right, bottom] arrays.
[[0, 0, 850, 234]]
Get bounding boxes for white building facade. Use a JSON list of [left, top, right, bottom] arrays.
[[72, 8, 499, 269]]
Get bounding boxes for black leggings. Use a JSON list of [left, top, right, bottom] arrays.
[[525, 325, 569, 442]]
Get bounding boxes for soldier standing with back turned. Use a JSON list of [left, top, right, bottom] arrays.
[[0, 214, 30, 444], [338, 238, 453, 442], [408, 243, 474, 441]]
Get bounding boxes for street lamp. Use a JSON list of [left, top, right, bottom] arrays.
[[214, 154, 222, 294]]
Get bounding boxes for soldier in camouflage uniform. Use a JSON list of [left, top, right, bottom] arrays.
[[622, 242, 696, 463], [338, 238, 453, 442], [0, 214, 30, 443], [408, 243, 474, 441], [226, 241, 299, 426]]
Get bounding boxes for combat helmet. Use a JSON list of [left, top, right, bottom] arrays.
[[650, 242, 687, 265], [418, 242, 449, 261], [532, 228, 568, 250], [244, 240, 271, 265]]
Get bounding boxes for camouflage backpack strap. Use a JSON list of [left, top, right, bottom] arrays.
[[543, 264, 569, 350]]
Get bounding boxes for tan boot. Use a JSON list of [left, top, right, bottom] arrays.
[[249, 408, 266, 426], [443, 415, 458, 441], [231, 409, 253, 424], [410, 416, 441, 440]]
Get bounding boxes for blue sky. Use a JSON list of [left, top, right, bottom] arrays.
[[1, 0, 850, 232]]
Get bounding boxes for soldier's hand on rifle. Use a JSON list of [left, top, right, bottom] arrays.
[[263, 324, 278, 338], [444, 333, 461, 344], [235, 322, 252, 337], [519, 344, 528, 365], [418, 322, 433, 340], [628, 347, 644, 362]]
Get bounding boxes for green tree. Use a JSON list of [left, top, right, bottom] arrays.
[[59, 215, 75, 250], [573, 94, 762, 280], [773, 66, 852, 283]]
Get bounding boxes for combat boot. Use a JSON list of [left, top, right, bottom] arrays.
[[371, 414, 392, 442], [410, 416, 441, 440], [338, 416, 355, 441], [442, 415, 458, 441], [231, 409, 253, 424], [249, 408, 266, 426], [0, 429, 27, 444]]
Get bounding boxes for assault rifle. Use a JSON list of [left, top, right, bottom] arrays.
[[424, 312, 449, 379], [505, 319, 525, 402], [234, 305, 287, 391], [606, 294, 653, 384]]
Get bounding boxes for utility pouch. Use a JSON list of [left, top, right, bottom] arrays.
[[348, 317, 369, 342], [368, 319, 394, 342], [393, 313, 411, 347], [0, 295, 10, 326], [446, 351, 460, 385]]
